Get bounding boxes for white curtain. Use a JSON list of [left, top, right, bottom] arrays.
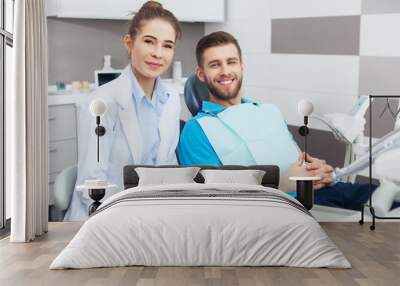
[[7, 0, 49, 242]]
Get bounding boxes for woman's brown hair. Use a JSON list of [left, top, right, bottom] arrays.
[[128, 1, 182, 40]]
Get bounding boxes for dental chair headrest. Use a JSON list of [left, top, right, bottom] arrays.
[[184, 73, 210, 116]]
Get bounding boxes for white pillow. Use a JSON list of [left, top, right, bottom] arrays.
[[135, 167, 200, 186], [200, 169, 266, 185]]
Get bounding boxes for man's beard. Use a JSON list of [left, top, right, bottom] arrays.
[[204, 76, 243, 101]]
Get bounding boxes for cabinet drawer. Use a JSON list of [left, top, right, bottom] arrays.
[[48, 104, 77, 141], [49, 139, 77, 174]]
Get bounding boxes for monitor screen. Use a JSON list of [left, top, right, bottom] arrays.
[[97, 72, 121, 86]]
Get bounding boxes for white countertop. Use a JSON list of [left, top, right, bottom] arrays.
[[48, 78, 187, 106], [48, 93, 89, 106]]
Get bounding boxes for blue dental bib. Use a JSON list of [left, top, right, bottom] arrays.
[[196, 103, 299, 175]]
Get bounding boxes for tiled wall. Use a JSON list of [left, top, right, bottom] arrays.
[[205, 0, 400, 166], [207, 0, 400, 130], [359, 1, 400, 136]]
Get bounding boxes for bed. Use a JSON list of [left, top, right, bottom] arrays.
[[50, 165, 350, 269]]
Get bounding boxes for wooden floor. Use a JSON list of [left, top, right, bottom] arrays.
[[0, 222, 399, 286]]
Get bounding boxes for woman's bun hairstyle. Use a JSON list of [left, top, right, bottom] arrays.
[[128, 1, 181, 40], [141, 1, 163, 9]]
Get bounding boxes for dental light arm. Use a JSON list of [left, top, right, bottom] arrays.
[[310, 96, 369, 145], [333, 127, 400, 180], [316, 113, 366, 144]]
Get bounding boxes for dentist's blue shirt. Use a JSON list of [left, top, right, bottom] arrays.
[[129, 66, 170, 164]]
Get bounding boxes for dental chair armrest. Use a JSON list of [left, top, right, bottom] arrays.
[[54, 165, 78, 212]]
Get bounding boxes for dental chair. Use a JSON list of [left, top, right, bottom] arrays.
[[183, 74, 400, 220], [183, 73, 209, 116]]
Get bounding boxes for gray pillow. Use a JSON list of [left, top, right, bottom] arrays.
[[200, 169, 266, 185], [135, 167, 201, 186]]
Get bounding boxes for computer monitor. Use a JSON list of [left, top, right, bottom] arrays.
[[95, 70, 122, 87]]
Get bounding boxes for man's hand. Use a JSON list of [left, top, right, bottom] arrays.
[[298, 152, 334, 190]]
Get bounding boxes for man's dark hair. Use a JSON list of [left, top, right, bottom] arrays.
[[195, 31, 242, 67]]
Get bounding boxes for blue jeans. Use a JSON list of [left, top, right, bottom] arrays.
[[315, 182, 400, 211]]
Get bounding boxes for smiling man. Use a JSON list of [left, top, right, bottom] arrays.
[[177, 31, 380, 210]]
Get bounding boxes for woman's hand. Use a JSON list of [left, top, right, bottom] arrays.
[[298, 152, 334, 190]]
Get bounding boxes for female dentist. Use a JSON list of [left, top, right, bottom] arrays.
[[64, 1, 182, 221]]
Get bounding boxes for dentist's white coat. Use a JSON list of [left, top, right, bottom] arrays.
[[64, 66, 180, 221]]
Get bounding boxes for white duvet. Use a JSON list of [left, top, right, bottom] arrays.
[[50, 183, 351, 269]]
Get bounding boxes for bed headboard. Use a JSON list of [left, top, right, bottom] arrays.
[[123, 165, 280, 189]]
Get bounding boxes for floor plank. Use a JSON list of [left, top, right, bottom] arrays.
[[0, 222, 399, 286]]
